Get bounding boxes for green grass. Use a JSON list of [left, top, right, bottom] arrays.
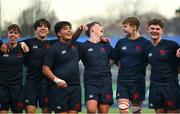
[[79, 107, 155, 113], [34, 107, 155, 113]]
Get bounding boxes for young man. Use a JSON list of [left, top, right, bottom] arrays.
[[0, 24, 25, 113], [111, 16, 150, 114], [42, 21, 81, 114], [22, 18, 82, 113], [78, 22, 113, 114], [146, 18, 180, 113], [23, 18, 52, 113]]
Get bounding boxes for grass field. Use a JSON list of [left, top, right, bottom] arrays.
[[34, 107, 155, 113], [80, 107, 155, 113]]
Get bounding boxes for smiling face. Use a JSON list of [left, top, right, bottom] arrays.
[[57, 25, 73, 42], [36, 23, 49, 39], [7, 29, 20, 44], [7, 24, 21, 44], [147, 18, 164, 41], [121, 16, 140, 37], [122, 23, 135, 36], [148, 24, 163, 40]]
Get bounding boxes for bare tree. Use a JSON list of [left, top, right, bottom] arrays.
[[17, 0, 58, 37]]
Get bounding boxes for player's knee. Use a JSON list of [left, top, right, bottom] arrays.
[[131, 105, 142, 113], [118, 103, 129, 112], [87, 106, 97, 113]]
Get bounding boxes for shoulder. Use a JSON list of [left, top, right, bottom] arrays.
[[162, 39, 179, 46], [139, 36, 150, 42], [115, 38, 123, 44]]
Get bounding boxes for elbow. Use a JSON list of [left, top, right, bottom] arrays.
[[42, 65, 47, 75]]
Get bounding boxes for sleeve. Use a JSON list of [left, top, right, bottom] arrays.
[[110, 40, 121, 61], [72, 28, 82, 41], [173, 41, 180, 51], [43, 47, 56, 67], [107, 44, 113, 57]]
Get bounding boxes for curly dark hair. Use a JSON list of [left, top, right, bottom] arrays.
[[8, 24, 21, 33], [33, 18, 51, 30], [148, 18, 164, 28]]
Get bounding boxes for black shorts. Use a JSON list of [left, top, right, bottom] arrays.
[[0, 84, 24, 113], [85, 81, 113, 105], [24, 81, 49, 108], [116, 81, 145, 103], [49, 85, 81, 113], [149, 83, 180, 110]]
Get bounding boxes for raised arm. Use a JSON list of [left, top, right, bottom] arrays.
[[72, 24, 88, 41]]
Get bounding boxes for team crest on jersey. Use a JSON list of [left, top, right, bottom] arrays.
[[148, 53, 152, 57], [17, 102, 23, 108], [45, 44, 50, 48], [166, 100, 174, 107], [135, 45, 141, 52], [32, 45, 38, 49], [75, 104, 81, 110], [71, 45, 76, 50], [3, 54, 9, 57], [160, 49, 166, 55], [16, 52, 23, 57], [100, 47, 106, 52], [105, 94, 112, 100], [61, 50, 66, 54], [132, 92, 140, 100], [122, 46, 127, 50], [88, 48, 93, 52]]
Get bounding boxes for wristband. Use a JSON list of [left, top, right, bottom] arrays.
[[53, 77, 61, 84]]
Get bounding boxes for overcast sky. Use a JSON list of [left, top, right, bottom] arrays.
[[1, 0, 180, 27]]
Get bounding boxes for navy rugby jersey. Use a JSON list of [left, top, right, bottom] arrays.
[[79, 41, 113, 82], [111, 36, 150, 82], [146, 39, 179, 85], [0, 43, 25, 86], [43, 41, 80, 86], [23, 38, 55, 83]]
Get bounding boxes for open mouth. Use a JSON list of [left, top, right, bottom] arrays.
[[151, 32, 159, 36], [39, 28, 48, 33], [66, 32, 72, 37]]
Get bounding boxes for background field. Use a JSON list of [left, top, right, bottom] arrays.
[[34, 107, 155, 113]]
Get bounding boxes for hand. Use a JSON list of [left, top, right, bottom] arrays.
[[78, 24, 88, 32], [57, 79, 68, 88], [0, 43, 9, 53], [101, 37, 110, 43], [176, 48, 180, 58], [20, 42, 29, 53], [53, 77, 68, 88]]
